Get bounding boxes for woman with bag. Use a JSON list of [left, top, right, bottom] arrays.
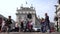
[[41, 18, 46, 33]]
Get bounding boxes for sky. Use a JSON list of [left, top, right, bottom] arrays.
[[0, 0, 58, 22]]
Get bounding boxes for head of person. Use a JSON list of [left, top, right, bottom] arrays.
[[45, 13, 48, 16], [41, 18, 45, 22], [8, 16, 11, 19]]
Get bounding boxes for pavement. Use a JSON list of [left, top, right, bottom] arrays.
[[0, 32, 60, 34]]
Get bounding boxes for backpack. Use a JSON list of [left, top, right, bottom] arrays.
[[6, 19, 12, 26]]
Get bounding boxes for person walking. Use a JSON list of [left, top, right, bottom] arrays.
[[1, 19, 7, 32], [45, 13, 50, 32], [15, 23, 19, 32], [0, 18, 2, 32], [6, 16, 12, 32], [41, 18, 46, 33], [27, 21, 32, 32], [30, 21, 33, 31], [20, 21, 24, 31]]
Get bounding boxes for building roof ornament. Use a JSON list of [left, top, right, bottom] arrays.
[[31, 4, 33, 7], [30, 4, 33, 8], [20, 4, 23, 8], [17, 2, 35, 11], [17, 7, 18, 10], [26, 1, 27, 4]]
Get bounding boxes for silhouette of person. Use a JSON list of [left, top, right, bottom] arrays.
[[6, 16, 12, 32], [45, 13, 50, 31]]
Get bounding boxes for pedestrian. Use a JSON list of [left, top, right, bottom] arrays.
[[0, 17, 2, 32], [5, 16, 12, 32], [45, 13, 50, 32], [27, 21, 31, 32], [41, 18, 46, 33], [20, 21, 24, 31], [1, 19, 7, 32], [25, 21, 29, 32], [27, 20, 33, 32], [15, 23, 19, 32], [31, 21, 33, 31]]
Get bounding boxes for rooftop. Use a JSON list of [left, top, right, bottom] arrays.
[[17, 7, 35, 11]]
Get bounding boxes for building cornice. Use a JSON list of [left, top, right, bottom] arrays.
[[16, 13, 36, 15]]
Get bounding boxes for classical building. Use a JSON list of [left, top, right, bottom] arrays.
[[55, 0, 60, 26], [16, 4, 40, 28]]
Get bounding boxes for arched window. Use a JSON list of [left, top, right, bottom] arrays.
[[27, 13, 32, 19], [54, 16, 58, 21]]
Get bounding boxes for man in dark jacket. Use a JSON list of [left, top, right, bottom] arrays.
[[6, 16, 12, 32], [20, 21, 24, 31], [45, 13, 50, 31]]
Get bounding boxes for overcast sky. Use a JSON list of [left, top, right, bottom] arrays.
[[0, 0, 58, 22]]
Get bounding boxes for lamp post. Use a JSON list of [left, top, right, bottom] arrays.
[[55, 5, 58, 32]]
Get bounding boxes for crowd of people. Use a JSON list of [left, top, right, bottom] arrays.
[[40, 13, 55, 32], [0, 16, 12, 32], [20, 20, 33, 32], [20, 13, 55, 32], [0, 13, 55, 32], [0, 16, 19, 32], [40, 13, 50, 32]]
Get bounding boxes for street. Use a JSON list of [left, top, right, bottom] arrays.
[[0, 32, 60, 34]]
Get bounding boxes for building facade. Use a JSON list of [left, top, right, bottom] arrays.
[[16, 4, 38, 28], [55, 0, 60, 26]]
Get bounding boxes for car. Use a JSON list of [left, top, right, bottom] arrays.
[[33, 28, 41, 32]]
